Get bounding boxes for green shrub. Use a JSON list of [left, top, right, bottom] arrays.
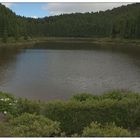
[[101, 91, 140, 101], [82, 122, 131, 137], [9, 113, 62, 137], [42, 95, 140, 135], [1, 91, 140, 137], [71, 91, 140, 102], [71, 93, 99, 102], [0, 92, 18, 115], [16, 98, 42, 115]]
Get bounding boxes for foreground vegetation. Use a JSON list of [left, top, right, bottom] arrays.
[[0, 91, 140, 137]]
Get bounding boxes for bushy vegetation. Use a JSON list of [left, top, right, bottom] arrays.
[[16, 98, 42, 115], [0, 113, 62, 137], [0, 91, 140, 137], [0, 92, 18, 115], [82, 122, 131, 137], [41, 92, 140, 135], [0, 3, 140, 42]]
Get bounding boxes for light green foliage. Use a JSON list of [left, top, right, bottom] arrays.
[[9, 113, 62, 137], [42, 92, 140, 135], [82, 122, 131, 137], [0, 92, 18, 115]]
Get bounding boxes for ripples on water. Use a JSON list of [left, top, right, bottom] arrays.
[[0, 42, 140, 100]]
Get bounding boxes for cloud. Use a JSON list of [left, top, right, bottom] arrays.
[[42, 3, 132, 16], [31, 16, 38, 19], [2, 2, 13, 8]]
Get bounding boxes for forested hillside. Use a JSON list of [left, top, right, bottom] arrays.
[[0, 3, 140, 41]]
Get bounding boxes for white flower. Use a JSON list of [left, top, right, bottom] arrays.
[[0, 98, 4, 101], [4, 98, 10, 101], [4, 111, 7, 114], [9, 103, 12, 105]]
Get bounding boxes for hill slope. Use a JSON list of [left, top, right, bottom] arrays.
[[0, 3, 140, 40]]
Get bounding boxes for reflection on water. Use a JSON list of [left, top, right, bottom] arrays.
[[0, 47, 22, 85], [0, 42, 140, 101]]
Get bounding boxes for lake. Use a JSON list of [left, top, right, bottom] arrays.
[[0, 42, 140, 101]]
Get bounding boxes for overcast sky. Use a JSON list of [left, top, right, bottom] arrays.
[[2, 3, 132, 18]]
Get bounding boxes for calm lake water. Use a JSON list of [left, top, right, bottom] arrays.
[[0, 42, 140, 101]]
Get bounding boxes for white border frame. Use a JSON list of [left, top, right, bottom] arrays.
[[0, 0, 139, 2], [0, 0, 140, 139]]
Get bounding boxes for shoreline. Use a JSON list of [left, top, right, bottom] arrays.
[[0, 37, 140, 49]]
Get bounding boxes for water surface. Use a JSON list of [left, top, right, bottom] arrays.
[[0, 42, 140, 100]]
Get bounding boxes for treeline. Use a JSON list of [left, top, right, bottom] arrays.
[[0, 3, 140, 42]]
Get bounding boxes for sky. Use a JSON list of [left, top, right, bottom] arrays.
[[2, 3, 132, 18]]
